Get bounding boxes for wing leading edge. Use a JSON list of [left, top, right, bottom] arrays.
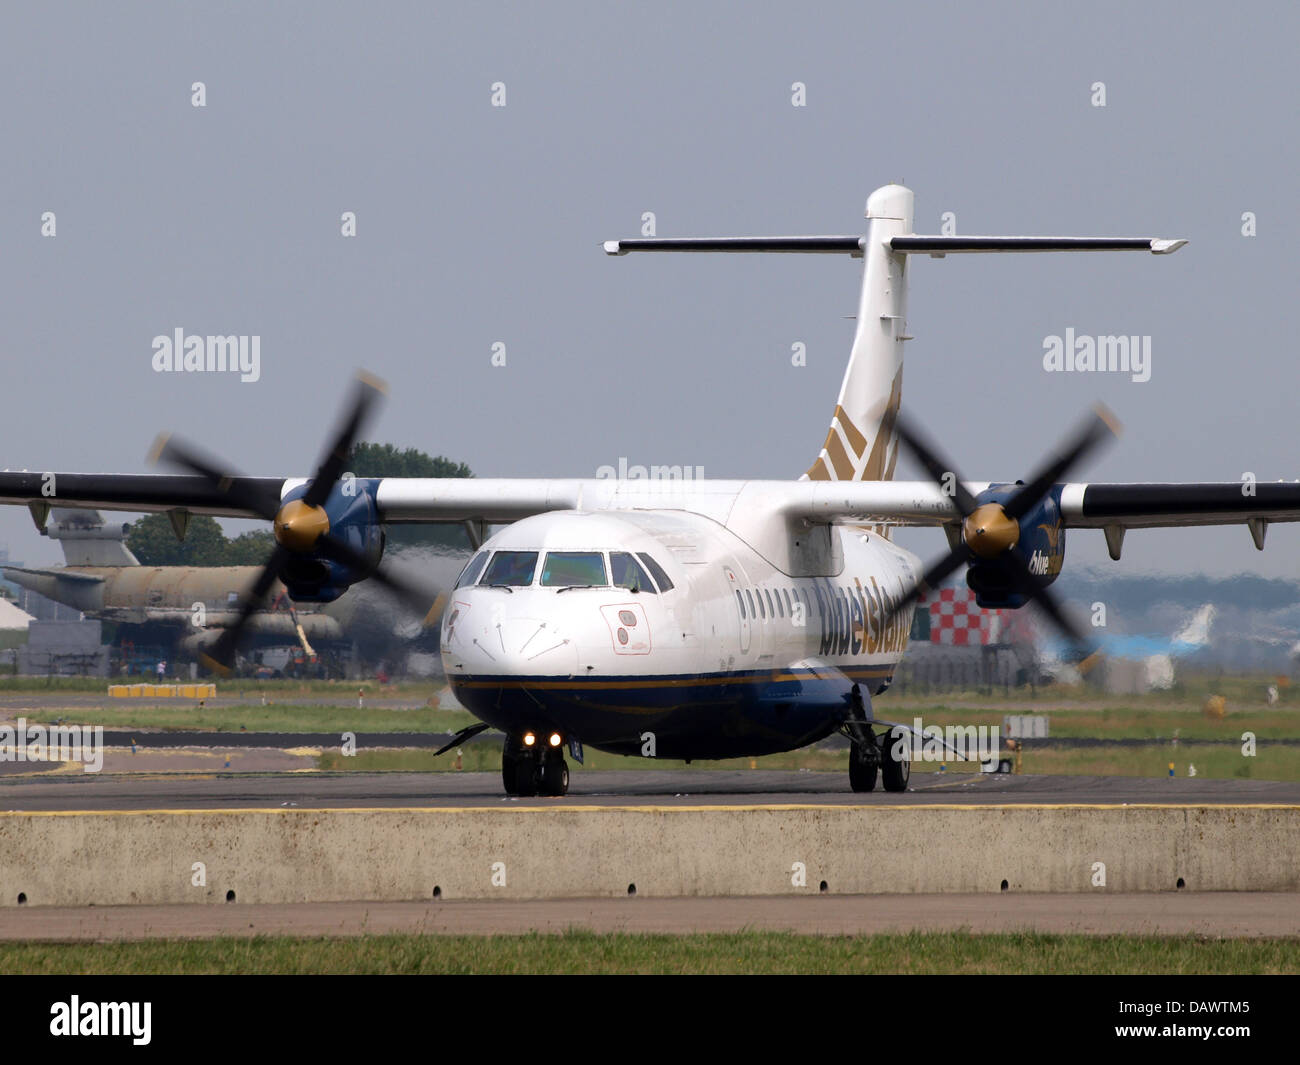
[[2, 473, 1298, 552]]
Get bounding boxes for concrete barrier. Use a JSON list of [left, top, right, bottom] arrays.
[[1, 804, 1297, 906]]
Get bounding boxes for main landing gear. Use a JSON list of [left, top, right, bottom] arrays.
[[841, 685, 910, 794], [502, 731, 569, 797]]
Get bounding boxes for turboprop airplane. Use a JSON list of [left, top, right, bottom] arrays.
[[5, 183, 1300, 797], [1036, 603, 1215, 688]]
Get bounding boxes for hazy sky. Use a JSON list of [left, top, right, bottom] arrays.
[[2, 2, 1297, 583]]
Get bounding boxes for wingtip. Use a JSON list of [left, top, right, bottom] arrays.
[[356, 369, 389, 396], [1150, 238, 1188, 255]]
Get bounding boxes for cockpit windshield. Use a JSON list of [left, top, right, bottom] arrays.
[[463, 548, 675, 591], [481, 551, 539, 587], [455, 551, 490, 589], [610, 551, 655, 593], [540, 552, 608, 588]]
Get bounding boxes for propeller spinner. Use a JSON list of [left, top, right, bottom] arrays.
[[885, 405, 1121, 658]]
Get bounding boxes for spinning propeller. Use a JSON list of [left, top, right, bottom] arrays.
[[885, 404, 1121, 660], [150, 372, 438, 674]]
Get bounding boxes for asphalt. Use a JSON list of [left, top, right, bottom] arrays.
[[34, 730, 1300, 750], [1, 769, 1298, 810]]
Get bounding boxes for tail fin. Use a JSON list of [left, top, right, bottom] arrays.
[[1174, 604, 1214, 648], [805, 184, 912, 483], [45, 509, 139, 567]]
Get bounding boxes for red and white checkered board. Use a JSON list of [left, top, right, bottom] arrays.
[[922, 587, 1005, 646]]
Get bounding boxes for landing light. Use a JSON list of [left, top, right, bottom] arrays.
[[549, 732, 562, 748], [523, 732, 536, 747]]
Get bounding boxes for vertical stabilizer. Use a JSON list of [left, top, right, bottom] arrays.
[[46, 509, 139, 567], [804, 184, 913, 483]]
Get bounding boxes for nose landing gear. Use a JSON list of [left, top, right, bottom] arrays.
[[501, 733, 570, 797]]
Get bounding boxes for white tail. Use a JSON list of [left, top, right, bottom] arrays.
[[804, 184, 913, 484], [1174, 604, 1215, 647]]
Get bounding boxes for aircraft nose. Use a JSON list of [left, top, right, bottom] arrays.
[[444, 606, 578, 677]]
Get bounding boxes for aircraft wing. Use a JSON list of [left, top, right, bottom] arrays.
[[1056, 482, 1300, 529], [3, 473, 1300, 547], [1, 565, 104, 584], [773, 479, 1300, 558], [0, 473, 285, 521], [761, 479, 1300, 527]]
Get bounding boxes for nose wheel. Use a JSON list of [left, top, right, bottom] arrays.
[[501, 736, 570, 797]]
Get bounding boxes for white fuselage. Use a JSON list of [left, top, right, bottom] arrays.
[[441, 508, 921, 759]]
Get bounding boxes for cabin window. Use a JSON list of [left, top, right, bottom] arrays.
[[540, 552, 608, 588], [782, 588, 793, 616], [736, 590, 747, 618], [482, 551, 539, 587], [745, 589, 756, 617], [455, 551, 490, 589], [636, 552, 675, 592], [757, 590, 767, 619], [610, 552, 655, 593], [765, 589, 776, 618]]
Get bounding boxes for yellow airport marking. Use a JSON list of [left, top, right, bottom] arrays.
[[3, 803, 1298, 818]]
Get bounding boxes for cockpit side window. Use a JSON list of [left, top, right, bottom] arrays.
[[454, 551, 490, 589], [610, 552, 656, 593], [482, 551, 539, 587], [540, 552, 608, 588], [636, 552, 675, 592]]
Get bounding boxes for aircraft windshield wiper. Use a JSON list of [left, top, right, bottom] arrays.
[[486, 584, 515, 593]]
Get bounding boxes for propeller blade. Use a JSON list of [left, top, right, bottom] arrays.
[[1005, 547, 1090, 649], [1003, 405, 1120, 521], [199, 545, 290, 674], [148, 434, 279, 521], [887, 548, 970, 624], [315, 533, 443, 625], [302, 372, 387, 509], [889, 412, 980, 517]]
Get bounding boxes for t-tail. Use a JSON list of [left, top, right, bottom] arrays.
[[605, 184, 1186, 497]]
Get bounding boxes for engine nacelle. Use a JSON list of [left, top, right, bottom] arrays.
[[277, 478, 385, 602], [964, 484, 1065, 609]]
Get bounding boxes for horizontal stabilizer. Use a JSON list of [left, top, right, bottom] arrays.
[[604, 236, 863, 256], [889, 236, 1187, 255]]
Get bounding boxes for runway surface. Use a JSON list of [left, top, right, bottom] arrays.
[[2, 769, 1298, 810], [2, 893, 1297, 939], [6, 729, 1296, 750]]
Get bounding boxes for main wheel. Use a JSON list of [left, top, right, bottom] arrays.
[[513, 758, 539, 797], [849, 742, 878, 793], [881, 728, 911, 792], [540, 751, 569, 796]]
